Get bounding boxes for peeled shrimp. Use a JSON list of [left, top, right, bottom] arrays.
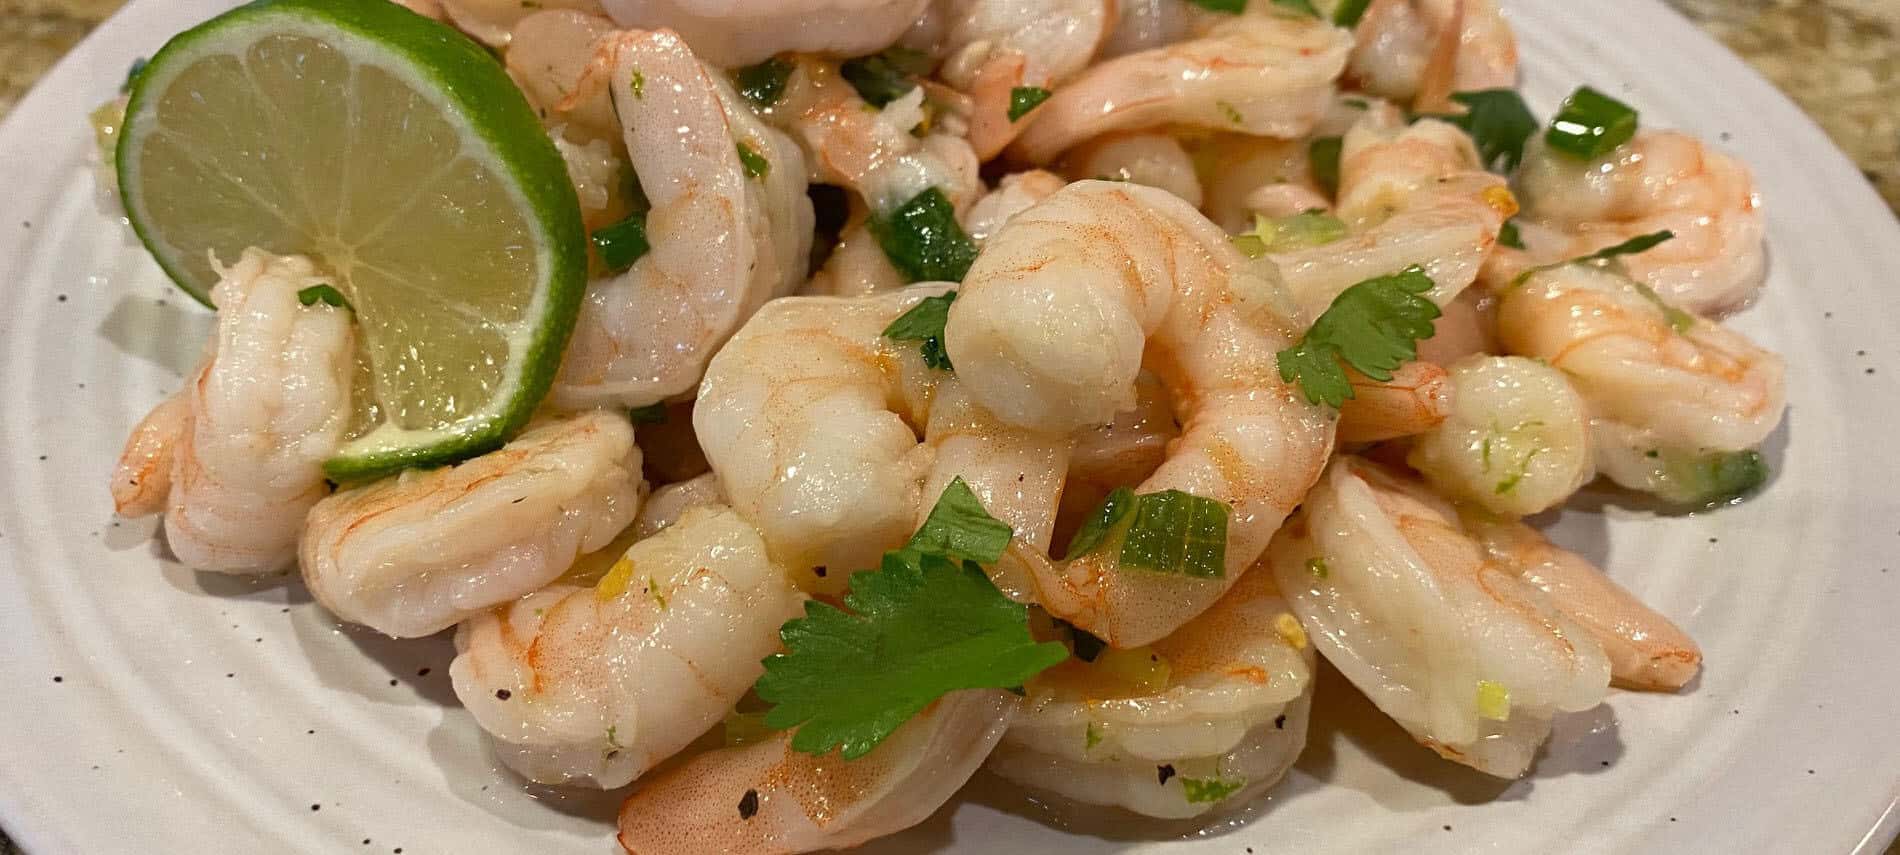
[[634, 473, 724, 539], [987, 566, 1315, 819], [1268, 457, 1610, 778], [110, 250, 353, 575], [552, 30, 813, 410], [1407, 355, 1596, 516], [1055, 372, 1179, 546], [801, 216, 909, 297], [1335, 361, 1453, 444], [436, 0, 604, 47], [450, 506, 803, 788], [615, 689, 1015, 854], [1062, 132, 1204, 209], [597, 0, 932, 67], [1346, 0, 1518, 111], [301, 412, 644, 639], [507, 11, 622, 146], [962, 169, 1067, 245], [1010, 16, 1354, 165], [945, 181, 1334, 647], [1515, 131, 1767, 316], [937, 0, 1115, 159]]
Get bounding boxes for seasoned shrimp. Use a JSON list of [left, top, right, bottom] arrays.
[[615, 689, 1015, 854], [450, 506, 804, 788], [1495, 263, 1786, 503], [1408, 355, 1596, 516], [301, 412, 645, 638], [110, 250, 353, 575], [937, 0, 1115, 159], [436, 0, 604, 47], [597, 0, 932, 67], [801, 216, 909, 297], [1345, 0, 1518, 110], [552, 30, 814, 410], [694, 286, 951, 593], [507, 11, 621, 144], [1010, 16, 1354, 165], [1099, 0, 1203, 57], [1054, 372, 1179, 548], [1515, 132, 1767, 316], [1194, 134, 1322, 233], [634, 473, 724, 539], [945, 181, 1334, 647], [1063, 132, 1204, 209], [987, 566, 1315, 819], [1469, 517, 1701, 691], [1335, 361, 1453, 444], [962, 169, 1067, 245], [1268, 457, 1610, 778]]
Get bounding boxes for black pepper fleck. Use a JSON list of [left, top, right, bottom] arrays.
[[1857, 350, 1867, 356], [52, 675, 62, 683], [1600, 760, 1610, 767], [388, 679, 399, 687], [1156, 764, 1176, 785], [363, 840, 371, 846], [813, 566, 827, 578], [1670, 817, 1678, 823], [1443, 825, 1452, 831], [38, 455, 47, 461], [226, 673, 234, 678], [1866, 368, 1876, 375], [310, 804, 321, 811], [1273, 714, 1286, 730], [738, 788, 760, 820], [1708, 538, 1718, 544], [495, 689, 512, 700], [56, 294, 67, 302], [417, 668, 431, 677], [307, 729, 316, 735]]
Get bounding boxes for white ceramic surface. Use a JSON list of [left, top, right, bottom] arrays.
[[1, 1, 1896, 853]]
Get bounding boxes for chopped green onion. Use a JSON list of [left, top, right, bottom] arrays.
[[591, 214, 651, 274], [1475, 680, 1512, 720], [1231, 210, 1348, 258], [903, 477, 1014, 564], [1186, 0, 1246, 11], [1309, 136, 1343, 198], [295, 284, 351, 310], [735, 140, 770, 178], [881, 290, 958, 370], [840, 47, 932, 108], [868, 186, 979, 283], [1181, 776, 1247, 803], [629, 403, 668, 425], [1579, 229, 1675, 264], [1333, 0, 1373, 27], [628, 68, 645, 100], [735, 56, 792, 108], [1498, 219, 1525, 250], [1270, 0, 1319, 15], [1063, 486, 1137, 559], [1008, 86, 1051, 122], [1659, 449, 1768, 507], [1305, 557, 1329, 579], [1546, 85, 1639, 159], [1632, 281, 1696, 333], [1065, 487, 1232, 578]]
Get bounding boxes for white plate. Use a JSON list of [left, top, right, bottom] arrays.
[[3, 1, 1898, 852]]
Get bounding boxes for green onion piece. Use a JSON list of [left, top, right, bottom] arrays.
[[628, 68, 645, 100], [869, 186, 979, 283], [1498, 219, 1525, 250], [1309, 136, 1343, 198], [1270, 0, 1319, 15], [1121, 490, 1230, 578], [735, 140, 770, 178], [1306, 557, 1329, 579], [735, 56, 792, 108], [1475, 680, 1512, 721], [591, 214, 651, 274], [1579, 229, 1675, 264], [904, 477, 1014, 564], [1632, 281, 1696, 333], [1333, 0, 1373, 27], [629, 403, 668, 425], [1064, 486, 1137, 559], [1186, 0, 1246, 10], [881, 291, 958, 370], [1008, 86, 1052, 122], [1231, 210, 1349, 258], [295, 284, 351, 310], [1660, 449, 1768, 507], [840, 47, 932, 108], [1181, 776, 1248, 804], [1546, 85, 1639, 159]]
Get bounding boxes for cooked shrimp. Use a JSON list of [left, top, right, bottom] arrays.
[[450, 506, 804, 788], [1515, 131, 1767, 316], [1062, 132, 1204, 209], [1407, 355, 1595, 516], [962, 169, 1067, 244], [937, 0, 1115, 159], [1413, 284, 1498, 365], [301, 412, 645, 638], [1193, 134, 1322, 233], [801, 215, 907, 297], [1010, 16, 1354, 165], [1345, 0, 1517, 111], [1054, 372, 1178, 549], [552, 30, 814, 410], [615, 689, 1015, 854], [506, 11, 620, 144], [1268, 457, 1610, 778], [1336, 361, 1453, 444], [945, 181, 1334, 647], [598, 0, 932, 67], [987, 566, 1315, 819], [110, 250, 354, 575], [437, 0, 604, 47], [635, 473, 725, 539], [694, 286, 951, 593], [1468, 516, 1701, 691], [1099, 0, 1205, 57]]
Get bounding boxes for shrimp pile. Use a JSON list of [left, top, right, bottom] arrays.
[[110, 1, 1791, 851]]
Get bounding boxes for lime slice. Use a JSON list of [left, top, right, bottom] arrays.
[[117, 0, 586, 480]]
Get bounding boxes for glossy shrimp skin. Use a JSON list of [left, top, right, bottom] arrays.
[[987, 566, 1315, 819], [1346, 0, 1518, 110], [598, 0, 931, 67], [1009, 15, 1353, 165], [552, 29, 813, 411], [301, 412, 645, 639], [937, 0, 1115, 159], [450, 506, 804, 788], [111, 250, 353, 575], [1268, 457, 1611, 778], [615, 689, 1016, 854], [945, 181, 1334, 648], [1407, 355, 1596, 517], [1515, 132, 1767, 316]]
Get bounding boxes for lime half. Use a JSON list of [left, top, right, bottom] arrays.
[[118, 0, 586, 479]]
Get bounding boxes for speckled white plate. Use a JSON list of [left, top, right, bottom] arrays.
[[2, 1, 1897, 853]]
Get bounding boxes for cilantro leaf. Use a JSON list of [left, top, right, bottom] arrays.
[[1333, 0, 1373, 27], [1008, 86, 1051, 122], [869, 187, 979, 283], [756, 551, 1069, 758], [904, 477, 1013, 564], [882, 290, 958, 370], [1277, 266, 1441, 407], [1425, 89, 1539, 173], [1497, 218, 1525, 250], [296, 284, 351, 310]]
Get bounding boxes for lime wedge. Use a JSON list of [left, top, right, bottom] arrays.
[[117, 0, 586, 480]]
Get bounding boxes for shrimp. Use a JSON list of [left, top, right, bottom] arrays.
[[109, 250, 354, 575], [597, 0, 932, 67], [300, 412, 645, 639], [551, 30, 814, 411], [1099, 0, 1203, 58], [615, 689, 1015, 854], [1335, 361, 1453, 444], [1062, 132, 1204, 209], [936, 0, 1115, 159], [987, 565, 1315, 819], [1414, 283, 1498, 365], [1495, 263, 1786, 486], [1009, 16, 1354, 165], [507, 11, 621, 144], [1407, 355, 1596, 516], [962, 169, 1067, 245], [944, 181, 1334, 648], [801, 214, 908, 297], [449, 505, 804, 788], [1345, 0, 1518, 111], [1468, 516, 1701, 691], [1193, 135, 1322, 234], [1514, 132, 1767, 316], [633, 473, 724, 539], [1054, 372, 1179, 549], [1268, 457, 1611, 778], [693, 286, 951, 593], [436, 0, 604, 47]]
